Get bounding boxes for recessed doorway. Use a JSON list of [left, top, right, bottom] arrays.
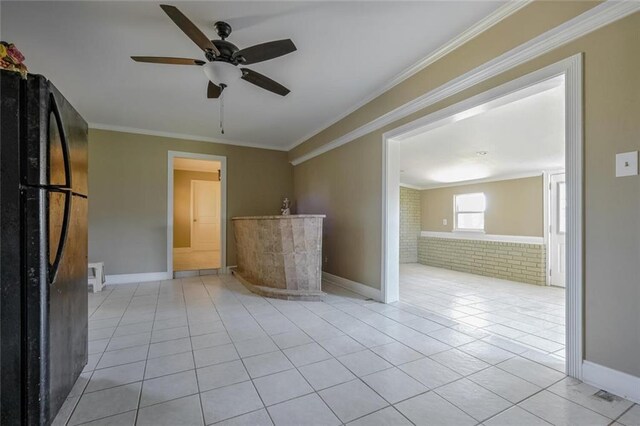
[[167, 152, 227, 276]]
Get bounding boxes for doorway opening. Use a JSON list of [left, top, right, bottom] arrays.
[[167, 152, 227, 277], [383, 55, 583, 378]]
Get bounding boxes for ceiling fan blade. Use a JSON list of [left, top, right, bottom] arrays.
[[159, 4, 220, 56], [240, 68, 290, 96], [235, 39, 296, 65], [131, 56, 205, 65], [207, 81, 223, 98]]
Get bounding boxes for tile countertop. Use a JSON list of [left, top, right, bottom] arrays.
[[232, 215, 326, 220]]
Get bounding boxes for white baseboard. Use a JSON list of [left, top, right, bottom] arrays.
[[222, 265, 237, 274], [105, 272, 171, 285], [582, 361, 640, 404], [322, 272, 381, 301]]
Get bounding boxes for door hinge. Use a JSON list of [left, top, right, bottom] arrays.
[[550, 269, 552, 276]]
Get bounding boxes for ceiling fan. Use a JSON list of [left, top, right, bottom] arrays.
[[131, 4, 296, 98]]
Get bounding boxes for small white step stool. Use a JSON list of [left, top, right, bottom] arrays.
[[88, 262, 105, 293]]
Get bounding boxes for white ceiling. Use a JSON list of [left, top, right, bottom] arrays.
[[1, 1, 504, 150], [399, 77, 565, 188]]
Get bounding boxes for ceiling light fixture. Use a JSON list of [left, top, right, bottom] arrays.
[[202, 62, 241, 135], [203, 61, 240, 86], [476, 151, 488, 156]]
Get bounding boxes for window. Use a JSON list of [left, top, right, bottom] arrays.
[[454, 192, 486, 231]]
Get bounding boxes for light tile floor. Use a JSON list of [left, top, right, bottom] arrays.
[[400, 263, 567, 358], [53, 273, 636, 425]]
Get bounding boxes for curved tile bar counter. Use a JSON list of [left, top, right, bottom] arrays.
[[231, 215, 326, 301]]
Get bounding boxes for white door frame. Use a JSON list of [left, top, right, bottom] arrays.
[[167, 151, 227, 277], [382, 54, 583, 378]]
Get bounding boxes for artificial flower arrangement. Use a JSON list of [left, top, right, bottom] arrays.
[[0, 42, 28, 78]]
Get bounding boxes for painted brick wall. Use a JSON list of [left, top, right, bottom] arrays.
[[400, 187, 421, 263], [418, 236, 547, 285]]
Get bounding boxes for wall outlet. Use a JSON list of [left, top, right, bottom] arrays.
[[442, 219, 448, 226], [616, 151, 638, 177]]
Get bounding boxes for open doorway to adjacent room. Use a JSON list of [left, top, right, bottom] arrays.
[[169, 154, 225, 275], [393, 74, 570, 362]]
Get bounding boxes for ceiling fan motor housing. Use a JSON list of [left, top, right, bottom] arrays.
[[207, 39, 241, 63]]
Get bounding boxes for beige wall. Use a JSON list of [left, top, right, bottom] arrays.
[[291, 3, 640, 377], [421, 176, 543, 237], [173, 170, 219, 248], [88, 129, 293, 274]]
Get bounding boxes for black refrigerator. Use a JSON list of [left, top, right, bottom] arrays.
[[1, 70, 88, 425]]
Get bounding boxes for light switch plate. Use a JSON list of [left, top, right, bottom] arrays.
[[442, 219, 448, 226], [616, 151, 638, 177]]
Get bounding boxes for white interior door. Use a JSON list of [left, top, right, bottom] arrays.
[[549, 173, 566, 287], [191, 180, 221, 252]]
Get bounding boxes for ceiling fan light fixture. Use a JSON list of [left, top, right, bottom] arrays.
[[203, 61, 240, 86]]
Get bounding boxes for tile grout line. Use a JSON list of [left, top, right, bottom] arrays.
[[133, 280, 163, 423], [66, 283, 144, 425], [218, 277, 350, 425], [70, 272, 636, 426]]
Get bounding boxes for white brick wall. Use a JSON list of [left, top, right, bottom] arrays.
[[400, 187, 421, 263], [418, 236, 547, 285]]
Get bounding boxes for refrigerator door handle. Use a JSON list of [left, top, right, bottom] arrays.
[[49, 92, 72, 190], [49, 188, 72, 284]]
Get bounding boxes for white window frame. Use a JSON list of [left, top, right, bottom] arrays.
[[453, 192, 486, 232]]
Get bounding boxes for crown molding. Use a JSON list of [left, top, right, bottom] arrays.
[[399, 183, 423, 190], [286, 1, 533, 151], [290, 0, 640, 166], [89, 123, 288, 152]]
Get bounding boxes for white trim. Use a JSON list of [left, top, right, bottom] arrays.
[[291, 1, 639, 166], [168, 151, 227, 279], [420, 231, 544, 245], [222, 265, 237, 275], [322, 272, 381, 302], [105, 272, 171, 285], [383, 54, 583, 379], [543, 171, 551, 285], [90, 123, 288, 152], [405, 171, 546, 191], [583, 361, 640, 405], [382, 135, 400, 304], [564, 53, 583, 380], [286, 1, 532, 151]]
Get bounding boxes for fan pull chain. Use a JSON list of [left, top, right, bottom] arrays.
[[219, 87, 225, 135]]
